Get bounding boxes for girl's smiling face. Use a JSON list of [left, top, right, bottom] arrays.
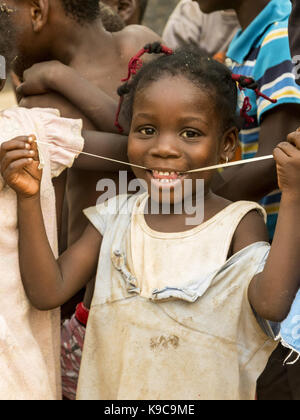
[[128, 75, 238, 204]]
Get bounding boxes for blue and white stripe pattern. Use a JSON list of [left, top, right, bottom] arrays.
[[226, 0, 300, 239]]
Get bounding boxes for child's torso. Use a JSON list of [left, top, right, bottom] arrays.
[[77, 194, 276, 400]]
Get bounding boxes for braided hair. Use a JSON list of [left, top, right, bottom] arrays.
[[115, 43, 276, 134]]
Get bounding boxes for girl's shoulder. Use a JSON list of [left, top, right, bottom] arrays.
[[83, 193, 143, 236], [207, 197, 269, 258], [230, 204, 270, 256]]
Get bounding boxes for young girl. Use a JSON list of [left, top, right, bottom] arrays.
[[2, 46, 300, 400]]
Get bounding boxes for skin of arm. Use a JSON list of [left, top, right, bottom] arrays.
[[19, 90, 97, 130], [17, 61, 128, 134], [214, 104, 300, 201], [230, 130, 300, 323], [75, 130, 130, 172], [17, 72, 131, 173], [18, 195, 102, 310]]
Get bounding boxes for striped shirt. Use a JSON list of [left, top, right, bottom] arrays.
[[225, 0, 300, 239]]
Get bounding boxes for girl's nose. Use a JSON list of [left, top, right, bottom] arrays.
[[150, 135, 181, 159]]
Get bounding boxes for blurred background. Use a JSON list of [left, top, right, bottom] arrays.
[[0, 0, 180, 110], [143, 0, 179, 35]]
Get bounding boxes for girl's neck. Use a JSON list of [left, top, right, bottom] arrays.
[[235, 0, 271, 30], [144, 191, 232, 234]]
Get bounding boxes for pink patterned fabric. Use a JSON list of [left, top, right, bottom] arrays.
[[0, 107, 83, 400], [61, 315, 86, 400]]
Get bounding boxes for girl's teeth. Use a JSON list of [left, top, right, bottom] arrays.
[[153, 170, 179, 176]]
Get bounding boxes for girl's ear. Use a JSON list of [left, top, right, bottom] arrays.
[[30, 0, 49, 33], [219, 126, 240, 163]]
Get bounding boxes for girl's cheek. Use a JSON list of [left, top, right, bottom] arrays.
[[128, 137, 145, 161], [127, 138, 136, 161]]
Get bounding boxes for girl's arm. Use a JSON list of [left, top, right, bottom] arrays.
[[0, 137, 102, 310], [16, 61, 129, 134], [247, 131, 300, 322]]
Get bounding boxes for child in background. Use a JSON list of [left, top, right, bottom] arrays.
[[162, 0, 239, 59], [0, 15, 83, 397], [194, 0, 300, 240], [193, 0, 300, 401], [3, 45, 300, 400], [3, 0, 160, 248]]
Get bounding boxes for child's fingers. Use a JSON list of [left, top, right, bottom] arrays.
[[2, 158, 34, 180], [0, 135, 38, 163], [28, 135, 38, 156], [273, 143, 293, 165], [16, 83, 26, 98], [0, 149, 37, 175], [274, 141, 297, 158], [287, 130, 300, 149], [0, 136, 31, 156]]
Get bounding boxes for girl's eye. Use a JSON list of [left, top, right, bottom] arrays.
[[181, 129, 201, 139], [139, 127, 156, 136]]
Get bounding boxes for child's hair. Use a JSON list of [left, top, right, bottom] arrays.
[[61, 0, 100, 24], [116, 44, 240, 133], [115, 43, 277, 134]]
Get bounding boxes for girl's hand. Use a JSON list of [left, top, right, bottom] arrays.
[[16, 61, 66, 98], [274, 128, 300, 199], [0, 136, 42, 198]]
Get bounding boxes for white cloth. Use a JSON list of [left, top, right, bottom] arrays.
[[0, 107, 83, 400], [77, 194, 277, 400], [162, 0, 240, 56]]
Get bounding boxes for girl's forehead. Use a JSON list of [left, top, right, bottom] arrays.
[[134, 75, 215, 112]]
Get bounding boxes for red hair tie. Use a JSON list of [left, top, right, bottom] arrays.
[[122, 44, 173, 83], [115, 43, 173, 133], [232, 74, 277, 125]]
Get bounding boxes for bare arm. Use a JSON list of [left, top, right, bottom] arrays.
[[17, 61, 128, 133], [75, 130, 130, 172], [248, 192, 300, 322], [239, 132, 300, 322], [214, 104, 300, 201], [18, 194, 101, 310], [19, 90, 97, 130]]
